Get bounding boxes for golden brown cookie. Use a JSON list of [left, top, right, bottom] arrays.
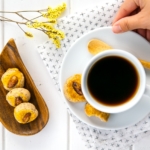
[[139, 59, 150, 69], [84, 103, 110, 122], [1, 68, 25, 91], [88, 39, 112, 55], [14, 103, 38, 124], [6, 88, 31, 107], [64, 74, 86, 102]]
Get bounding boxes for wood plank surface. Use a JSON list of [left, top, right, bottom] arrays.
[[3, 0, 69, 149], [1, 0, 150, 149], [0, 1, 4, 150]]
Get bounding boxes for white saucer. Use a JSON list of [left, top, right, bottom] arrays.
[[59, 26, 150, 130]]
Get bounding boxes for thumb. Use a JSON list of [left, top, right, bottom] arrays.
[[112, 14, 143, 33]]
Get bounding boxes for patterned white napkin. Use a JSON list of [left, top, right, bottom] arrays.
[[37, 0, 150, 149]]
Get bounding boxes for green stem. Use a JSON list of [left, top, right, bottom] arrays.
[[30, 14, 43, 21], [17, 23, 25, 33], [0, 9, 46, 13], [0, 16, 26, 24], [1, 20, 25, 24]]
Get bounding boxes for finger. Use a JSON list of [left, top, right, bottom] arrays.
[[133, 29, 138, 34], [130, 7, 140, 16], [113, 0, 138, 24], [137, 29, 146, 38], [112, 13, 143, 33], [146, 30, 150, 41]]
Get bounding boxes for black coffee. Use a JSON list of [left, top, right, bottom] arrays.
[[87, 56, 139, 106]]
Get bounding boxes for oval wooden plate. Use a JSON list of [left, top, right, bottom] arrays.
[[0, 39, 49, 135]]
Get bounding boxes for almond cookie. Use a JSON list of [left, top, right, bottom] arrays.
[[6, 88, 31, 107], [139, 59, 150, 69], [64, 74, 86, 102], [84, 103, 110, 122], [1, 68, 25, 91], [14, 103, 38, 124], [88, 39, 112, 55]]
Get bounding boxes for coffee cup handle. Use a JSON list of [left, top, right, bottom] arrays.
[[144, 84, 150, 97]]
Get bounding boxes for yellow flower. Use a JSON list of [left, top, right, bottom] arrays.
[[26, 21, 55, 30], [49, 19, 57, 24], [42, 23, 54, 30], [26, 21, 43, 28], [25, 32, 33, 38], [42, 3, 66, 19], [25, 2, 66, 48], [46, 29, 65, 39], [53, 38, 61, 48]]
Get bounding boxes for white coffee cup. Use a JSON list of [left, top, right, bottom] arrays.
[[82, 49, 149, 113]]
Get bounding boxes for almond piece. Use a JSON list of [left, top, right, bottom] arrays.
[[22, 112, 31, 123], [7, 76, 18, 88], [15, 97, 23, 106], [72, 81, 83, 95]]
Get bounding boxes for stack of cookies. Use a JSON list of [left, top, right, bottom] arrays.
[[1, 68, 38, 124]]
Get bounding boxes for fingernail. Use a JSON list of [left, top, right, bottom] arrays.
[[112, 25, 122, 33]]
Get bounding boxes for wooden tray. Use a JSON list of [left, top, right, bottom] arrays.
[[0, 39, 49, 135]]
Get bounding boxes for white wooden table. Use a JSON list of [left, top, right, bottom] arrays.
[[0, 0, 150, 150]]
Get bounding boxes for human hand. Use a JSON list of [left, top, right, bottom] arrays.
[[112, 0, 150, 41]]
